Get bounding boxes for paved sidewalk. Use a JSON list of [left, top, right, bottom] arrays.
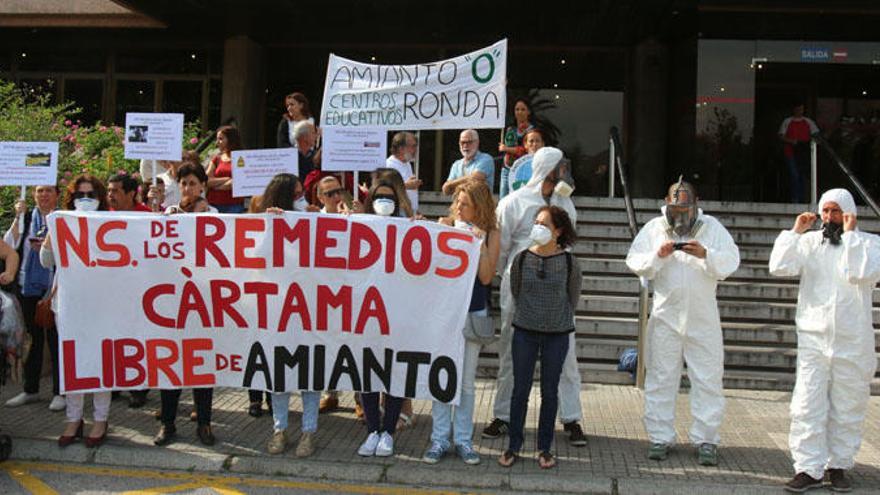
[[1, 378, 878, 494]]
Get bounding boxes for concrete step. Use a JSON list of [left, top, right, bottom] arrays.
[[580, 294, 880, 327], [580, 258, 778, 282], [583, 276, 880, 303]]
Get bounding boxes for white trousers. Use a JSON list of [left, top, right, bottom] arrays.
[[65, 392, 112, 422]]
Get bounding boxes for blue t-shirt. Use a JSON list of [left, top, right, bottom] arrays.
[[447, 151, 495, 192]]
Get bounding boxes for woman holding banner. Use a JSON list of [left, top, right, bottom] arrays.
[[154, 164, 217, 446], [498, 99, 534, 199], [251, 173, 321, 457], [422, 179, 500, 466], [206, 125, 245, 214], [39, 174, 113, 447], [356, 180, 414, 457]]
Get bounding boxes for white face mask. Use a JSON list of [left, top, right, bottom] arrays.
[[373, 198, 396, 216], [529, 224, 553, 246], [74, 197, 99, 212], [293, 196, 309, 212]]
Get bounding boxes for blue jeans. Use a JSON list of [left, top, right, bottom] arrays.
[[271, 391, 319, 433], [499, 166, 511, 199], [214, 203, 245, 214], [784, 155, 805, 203], [507, 328, 570, 453], [431, 338, 482, 449]]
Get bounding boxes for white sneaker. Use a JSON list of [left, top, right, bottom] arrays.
[[5, 392, 39, 407], [358, 431, 381, 457], [48, 395, 66, 412], [375, 431, 394, 457]]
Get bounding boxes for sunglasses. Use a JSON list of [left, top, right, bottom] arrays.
[[321, 188, 345, 197], [73, 191, 97, 199]]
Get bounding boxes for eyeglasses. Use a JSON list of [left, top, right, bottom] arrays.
[[459, 140, 476, 145], [321, 188, 345, 197], [73, 191, 96, 199]]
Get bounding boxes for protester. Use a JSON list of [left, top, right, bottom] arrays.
[[442, 130, 495, 195], [769, 188, 879, 493], [423, 179, 499, 466], [107, 173, 151, 213], [484, 147, 587, 447], [39, 174, 113, 447], [154, 171, 217, 446], [371, 168, 414, 218], [106, 172, 154, 408], [276, 92, 315, 148], [206, 125, 244, 213], [314, 175, 361, 415], [4, 185, 63, 411], [165, 164, 218, 214], [625, 178, 740, 466], [356, 181, 412, 457], [0, 240, 19, 292], [294, 121, 321, 182], [248, 173, 321, 457], [386, 132, 422, 213], [498, 205, 581, 469], [507, 129, 545, 193], [499, 98, 534, 198]]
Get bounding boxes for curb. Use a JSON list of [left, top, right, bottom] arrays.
[[5, 437, 809, 494]]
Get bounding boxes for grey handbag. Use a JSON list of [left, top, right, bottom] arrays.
[[462, 312, 496, 345]]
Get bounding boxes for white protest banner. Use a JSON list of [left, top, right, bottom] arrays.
[[321, 39, 507, 130], [321, 127, 386, 172], [123, 113, 184, 161], [231, 148, 299, 197], [0, 141, 59, 186], [49, 211, 480, 404]]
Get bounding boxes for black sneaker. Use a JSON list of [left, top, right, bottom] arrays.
[[784, 472, 823, 493], [153, 425, 176, 446], [826, 469, 852, 493], [481, 418, 509, 438], [563, 422, 587, 447]]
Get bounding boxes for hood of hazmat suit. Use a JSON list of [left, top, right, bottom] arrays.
[[768, 188, 880, 479]]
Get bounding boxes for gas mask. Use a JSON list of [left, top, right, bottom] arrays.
[[548, 158, 575, 197], [821, 221, 843, 245], [665, 177, 701, 238]]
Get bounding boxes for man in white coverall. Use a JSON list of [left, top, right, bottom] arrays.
[[625, 179, 740, 466], [482, 147, 587, 446], [769, 188, 879, 493]]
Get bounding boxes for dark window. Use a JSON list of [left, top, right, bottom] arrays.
[[64, 79, 104, 126], [208, 79, 222, 129], [116, 50, 207, 75], [163, 80, 202, 123], [18, 77, 58, 104], [18, 49, 104, 73], [115, 80, 155, 124]]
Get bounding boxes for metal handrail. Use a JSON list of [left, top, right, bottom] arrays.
[[811, 133, 880, 218], [609, 127, 648, 389]]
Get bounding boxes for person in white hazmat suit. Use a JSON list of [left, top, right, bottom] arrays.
[[482, 146, 588, 446], [625, 179, 740, 466], [769, 188, 879, 494]]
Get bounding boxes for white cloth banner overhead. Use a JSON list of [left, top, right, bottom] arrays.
[[321, 39, 507, 130], [48, 211, 480, 404]]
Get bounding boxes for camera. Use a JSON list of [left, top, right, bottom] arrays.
[[673, 242, 688, 250]]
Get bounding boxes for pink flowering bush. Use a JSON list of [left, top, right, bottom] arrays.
[[0, 79, 208, 228]]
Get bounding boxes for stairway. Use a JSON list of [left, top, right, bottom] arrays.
[[419, 192, 880, 394]]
